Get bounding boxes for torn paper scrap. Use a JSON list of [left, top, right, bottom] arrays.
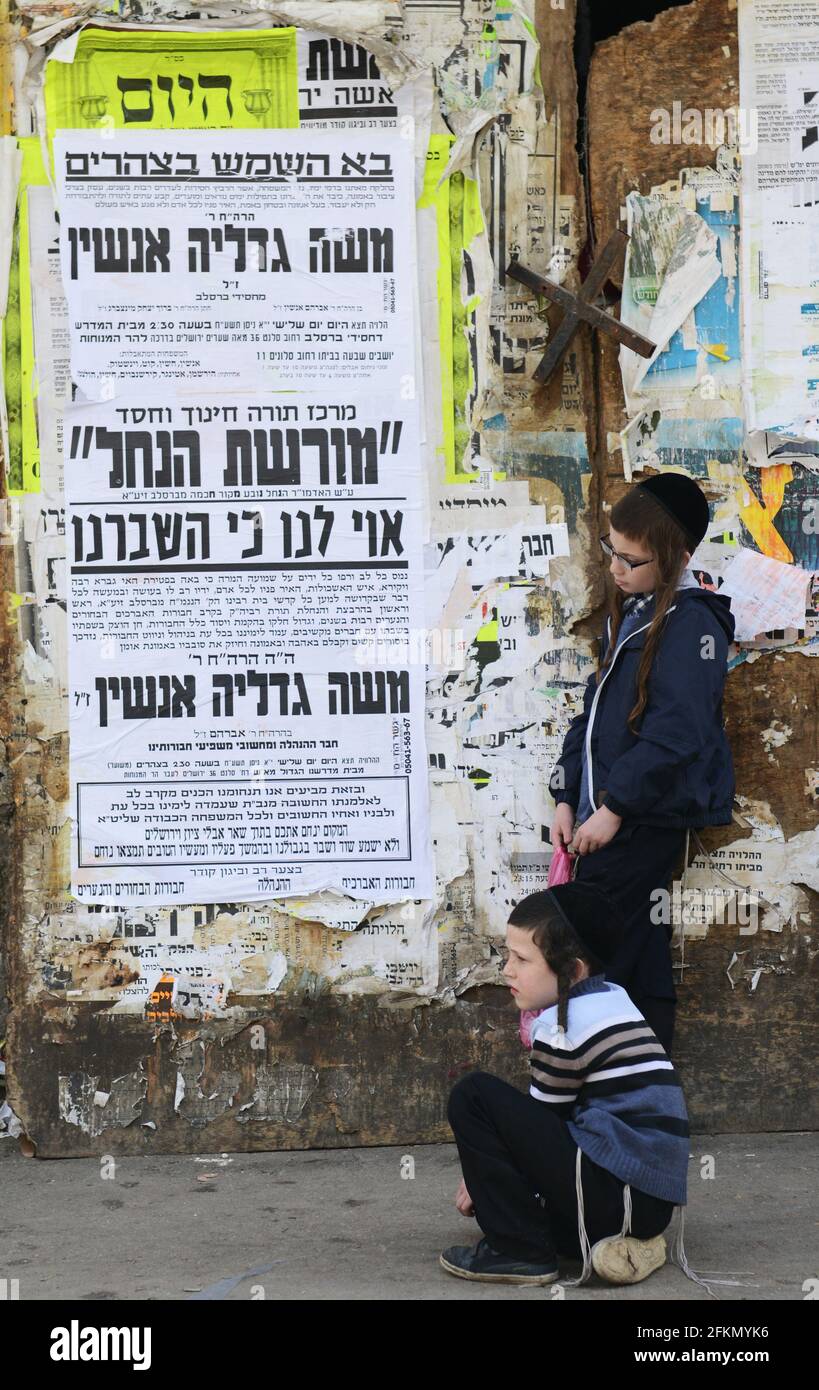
[[743, 430, 819, 474], [719, 548, 813, 641], [619, 192, 722, 410]]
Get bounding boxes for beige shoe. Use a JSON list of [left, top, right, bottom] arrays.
[[591, 1233, 667, 1285]]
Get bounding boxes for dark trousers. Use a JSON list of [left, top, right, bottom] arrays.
[[573, 821, 688, 1055], [447, 1070, 675, 1262]]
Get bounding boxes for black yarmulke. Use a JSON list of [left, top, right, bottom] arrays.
[[636, 472, 710, 550], [546, 882, 630, 971]]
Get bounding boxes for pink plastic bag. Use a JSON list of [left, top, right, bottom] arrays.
[[518, 843, 575, 1048]]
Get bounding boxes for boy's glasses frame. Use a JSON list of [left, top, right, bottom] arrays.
[[599, 535, 654, 572]]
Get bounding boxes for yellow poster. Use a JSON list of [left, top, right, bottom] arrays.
[[419, 134, 485, 482], [44, 26, 299, 157], [3, 137, 46, 494]]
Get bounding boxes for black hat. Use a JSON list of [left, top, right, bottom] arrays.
[[636, 472, 710, 550], [545, 882, 629, 972]]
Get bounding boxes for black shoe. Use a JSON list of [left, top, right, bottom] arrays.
[[439, 1236, 559, 1284]]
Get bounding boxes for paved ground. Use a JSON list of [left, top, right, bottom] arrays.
[[0, 1131, 815, 1300]]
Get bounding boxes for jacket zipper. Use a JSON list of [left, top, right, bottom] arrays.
[[585, 605, 677, 813]]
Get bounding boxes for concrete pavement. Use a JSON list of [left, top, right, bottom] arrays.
[[0, 1131, 815, 1300]]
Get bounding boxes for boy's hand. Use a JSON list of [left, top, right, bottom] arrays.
[[551, 803, 576, 851], [570, 806, 622, 855], [455, 1177, 475, 1217]]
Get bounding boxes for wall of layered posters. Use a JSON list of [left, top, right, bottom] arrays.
[[7, 1, 815, 1152], [6, 0, 817, 1150], [1, 3, 594, 1149]]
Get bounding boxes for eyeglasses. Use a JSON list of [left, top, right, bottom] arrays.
[[599, 535, 654, 572]]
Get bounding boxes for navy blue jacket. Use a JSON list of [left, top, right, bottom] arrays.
[[549, 588, 736, 829]]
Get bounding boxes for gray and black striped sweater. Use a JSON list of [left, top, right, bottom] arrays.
[[528, 975, 689, 1206]]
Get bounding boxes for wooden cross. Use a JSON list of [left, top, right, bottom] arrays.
[[506, 229, 656, 383]]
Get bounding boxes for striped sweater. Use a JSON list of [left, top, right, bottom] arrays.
[[528, 975, 689, 1205]]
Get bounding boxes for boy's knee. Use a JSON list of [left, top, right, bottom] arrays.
[[447, 1068, 490, 1123], [446, 1075, 470, 1123]]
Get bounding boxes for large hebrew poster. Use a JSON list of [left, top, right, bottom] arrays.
[[54, 90, 433, 906]]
